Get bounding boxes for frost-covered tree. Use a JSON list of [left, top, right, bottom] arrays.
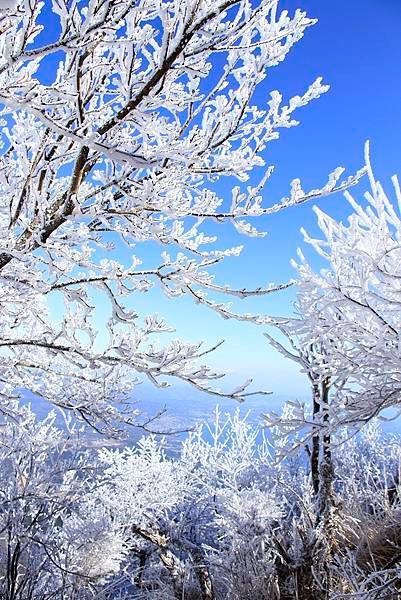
[[0, 403, 104, 599], [0, 404, 283, 599], [0, 0, 364, 434], [267, 144, 401, 445], [2, 403, 400, 599]]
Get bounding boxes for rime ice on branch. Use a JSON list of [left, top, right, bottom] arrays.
[[266, 143, 401, 446], [0, 0, 363, 433]]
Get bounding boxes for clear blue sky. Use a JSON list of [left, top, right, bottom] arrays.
[[43, 1, 401, 403], [128, 0, 401, 401]]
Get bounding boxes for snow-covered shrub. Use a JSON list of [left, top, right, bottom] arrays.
[[1, 403, 401, 599]]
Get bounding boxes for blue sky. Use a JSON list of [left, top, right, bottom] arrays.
[[41, 1, 401, 404], [127, 0, 401, 401]]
